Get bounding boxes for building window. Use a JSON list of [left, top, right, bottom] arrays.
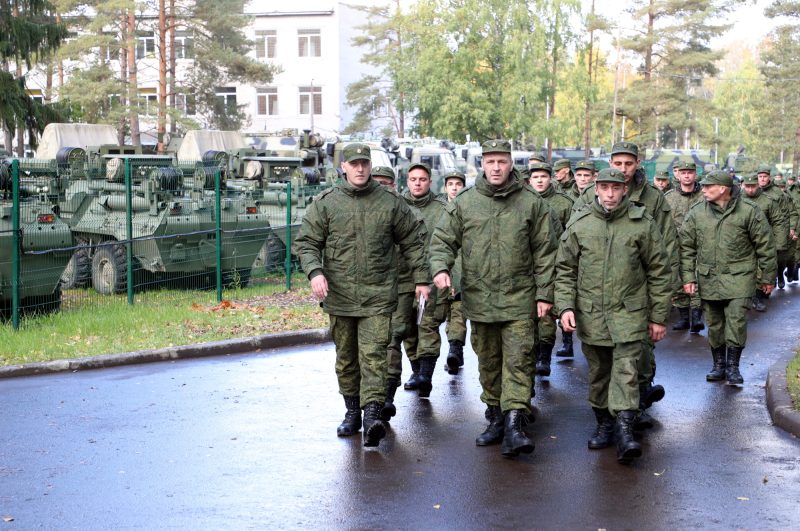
[[175, 31, 194, 59], [257, 88, 278, 115], [176, 91, 196, 115], [297, 29, 321, 57], [216, 87, 237, 112], [140, 89, 158, 115], [136, 34, 156, 59], [299, 86, 321, 115], [256, 30, 276, 59]]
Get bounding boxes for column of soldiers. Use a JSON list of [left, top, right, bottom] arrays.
[[293, 140, 783, 466]]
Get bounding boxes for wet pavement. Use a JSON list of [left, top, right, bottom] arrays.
[[2, 288, 800, 529]]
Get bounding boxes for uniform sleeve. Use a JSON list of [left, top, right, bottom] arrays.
[[530, 198, 558, 303], [750, 207, 778, 284], [770, 197, 789, 251], [554, 229, 579, 316], [679, 210, 698, 285], [642, 221, 672, 325], [393, 200, 431, 285], [786, 194, 799, 231], [428, 203, 462, 279], [291, 199, 326, 279], [654, 194, 682, 290]]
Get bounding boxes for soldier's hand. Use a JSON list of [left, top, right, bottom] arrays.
[[537, 301, 553, 319], [560, 311, 576, 332], [791, 229, 798, 240], [761, 283, 774, 295], [649, 322, 667, 342], [310, 274, 329, 300], [433, 272, 451, 290], [415, 284, 431, 302], [683, 282, 697, 295]]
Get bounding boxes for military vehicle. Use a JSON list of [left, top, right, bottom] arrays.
[[325, 139, 395, 183], [643, 148, 713, 181], [394, 144, 457, 193], [0, 160, 73, 318], [29, 123, 268, 294]]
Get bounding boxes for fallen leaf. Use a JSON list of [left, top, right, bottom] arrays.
[[762, 476, 768, 484], [654, 470, 666, 476], [433, 504, 440, 510], [3, 516, 14, 522], [737, 497, 749, 501], [550, 436, 557, 439]]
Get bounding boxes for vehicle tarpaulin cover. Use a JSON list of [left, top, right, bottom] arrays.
[[176, 130, 248, 161], [35, 123, 119, 159]]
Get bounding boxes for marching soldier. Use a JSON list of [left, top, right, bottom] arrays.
[[756, 164, 796, 289], [442, 170, 468, 374], [555, 168, 671, 464], [681, 170, 776, 386], [774, 174, 799, 284], [293, 144, 431, 448]]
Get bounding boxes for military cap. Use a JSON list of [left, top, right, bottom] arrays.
[[574, 160, 595, 172], [610, 141, 639, 158], [372, 166, 395, 181], [343, 143, 371, 162], [700, 169, 734, 187], [443, 169, 466, 184], [528, 153, 546, 163], [553, 159, 572, 171], [595, 168, 626, 183], [742, 174, 759, 185], [756, 163, 772, 175], [775, 176, 786, 187], [674, 161, 697, 171], [771, 168, 784, 178], [528, 162, 552, 175], [481, 139, 512, 154], [407, 161, 432, 175], [654, 170, 670, 180]]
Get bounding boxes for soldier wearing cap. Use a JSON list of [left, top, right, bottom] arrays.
[[526, 162, 574, 377], [568, 160, 596, 200], [774, 173, 799, 283], [664, 161, 705, 332], [555, 168, 671, 464], [371, 166, 396, 188], [681, 170, 776, 386], [430, 139, 558, 458], [293, 143, 431, 448], [787, 174, 800, 281], [528, 153, 546, 168], [442, 170, 468, 373], [573, 141, 679, 424], [553, 159, 574, 192], [653, 170, 673, 193], [757, 164, 796, 289]]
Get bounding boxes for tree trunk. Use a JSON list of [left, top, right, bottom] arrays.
[[128, 10, 140, 146], [583, 0, 595, 158], [118, 16, 129, 144], [793, 126, 800, 178], [395, 0, 404, 137], [548, 11, 560, 162], [168, 0, 176, 136], [157, 0, 167, 153]]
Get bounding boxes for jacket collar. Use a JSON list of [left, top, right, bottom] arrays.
[[475, 170, 523, 198], [592, 195, 631, 221], [338, 176, 380, 197], [403, 189, 435, 207]]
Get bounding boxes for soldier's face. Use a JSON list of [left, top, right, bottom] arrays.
[[407, 168, 432, 197], [678, 169, 697, 187], [373, 175, 395, 189], [575, 169, 594, 192], [527, 171, 551, 193], [742, 183, 759, 197], [482, 153, 513, 186], [445, 178, 464, 200], [610, 154, 639, 182], [702, 184, 730, 203], [342, 159, 372, 188], [757, 173, 771, 188], [596, 182, 627, 210], [555, 167, 571, 183], [654, 179, 669, 191]]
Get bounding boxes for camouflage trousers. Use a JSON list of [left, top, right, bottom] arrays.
[[703, 298, 750, 349], [471, 319, 535, 414], [535, 310, 557, 345], [387, 292, 417, 380], [673, 289, 701, 310], [445, 299, 467, 344], [582, 341, 641, 416], [413, 298, 449, 361], [638, 339, 656, 385], [330, 314, 391, 408]]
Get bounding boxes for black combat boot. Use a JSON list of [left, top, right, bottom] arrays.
[[726, 346, 745, 386], [689, 308, 705, 333], [706, 345, 727, 382], [337, 395, 362, 437], [446, 340, 464, 374], [672, 307, 690, 330], [588, 407, 615, 449], [778, 272, 786, 289], [790, 263, 799, 282], [639, 382, 665, 410], [416, 357, 437, 398], [379, 378, 399, 422], [556, 331, 574, 357], [362, 402, 387, 447], [404, 359, 421, 390], [501, 410, 535, 457], [615, 410, 642, 464], [535, 342, 554, 377], [476, 405, 504, 446], [751, 291, 767, 312]]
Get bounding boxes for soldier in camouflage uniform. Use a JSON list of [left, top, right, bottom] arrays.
[[553, 159, 575, 192], [787, 174, 800, 281], [430, 139, 557, 458], [293, 144, 431, 447], [526, 162, 574, 377], [681, 170, 776, 386], [442, 170, 468, 374], [555, 168, 671, 464], [528, 153, 546, 168], [664, 162, 705, 332], [757, 164, 796, 290], [774, 174, 799, 283], [653, 170, 673, 193]]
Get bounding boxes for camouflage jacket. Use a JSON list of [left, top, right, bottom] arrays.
[[664, 183, 703, 230], [293, 177, 430, 316], [745, 187, 789, 252], [429, 170, 557, 322], [403, 189, 451, 304], [554, 196, 671, 347], [762, 182, 799, 233], [534, 182, 574, 236], [680, 189, 776, 300]]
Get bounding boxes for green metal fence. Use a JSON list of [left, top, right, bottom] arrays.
[[0, 155, 317, 330]]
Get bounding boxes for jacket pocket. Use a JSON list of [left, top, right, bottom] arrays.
[[623, 297, 647, 312], [697, 264, 711, 276]]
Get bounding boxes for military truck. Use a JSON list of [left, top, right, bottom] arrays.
[[245, 128, 329, 182], [0, 160, 73, 318], [394, 144, 457, 193]]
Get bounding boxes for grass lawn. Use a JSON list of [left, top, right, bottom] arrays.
[[0, 277, 327, 366], [787, 350, 800, 411]]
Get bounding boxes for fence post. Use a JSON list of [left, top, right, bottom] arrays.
[[285, 181, 292, 291], [215, 167, 223, 303], [11, 159, 20, 330], [125, 159, 134, 305]]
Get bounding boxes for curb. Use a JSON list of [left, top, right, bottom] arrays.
[[766, 351, 800, 438], [0, 328, 332, 379]]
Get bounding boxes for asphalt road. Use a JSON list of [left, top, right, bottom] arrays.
[[2, 287, 800, 529]]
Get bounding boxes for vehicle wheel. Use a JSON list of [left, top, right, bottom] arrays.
[[92, 242, 128, 295], [60, 244, 92, 289], [222, 268, 251, 289]]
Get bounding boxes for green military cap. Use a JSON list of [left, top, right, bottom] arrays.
[[654, 170, 670, 180], [443, 169, 466, 184], [407, 161, 431, 175], [481, 139, 512, 154], [528, 153, 546, 163], [553, 159, 571, 171], [700, 169, 734, 187], [756, 163, 772, 175], [574, 160, 595, 172], [610, 141, 639, 158], [674, 161, 697, 171], [775, 176, 786, 187], [742, 173, 759, 185], [595, 168, 626, 183], [372, 166, 395, 181], [528, 162, 552, 175], [343, 143, 371, 162]]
